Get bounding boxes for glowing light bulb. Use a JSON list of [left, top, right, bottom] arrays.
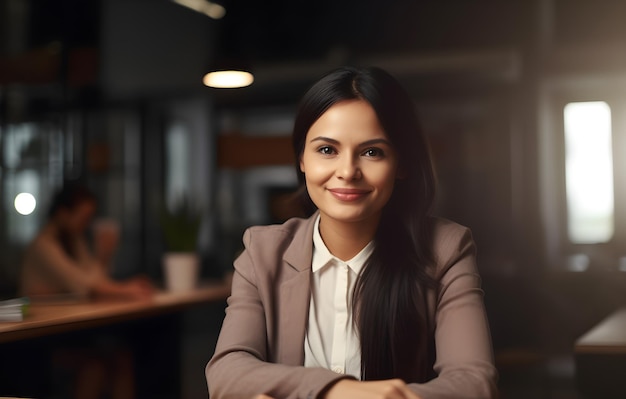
[[15, 192, 37, 215], [203, 70, 254, 88]]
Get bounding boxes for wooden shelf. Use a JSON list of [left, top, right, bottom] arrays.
[[218, 134, 295, 169]]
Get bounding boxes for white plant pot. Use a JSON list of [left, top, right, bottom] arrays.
[[162, 252, 199, 292]]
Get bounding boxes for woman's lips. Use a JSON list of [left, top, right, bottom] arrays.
[[327, 188, 370, 201]]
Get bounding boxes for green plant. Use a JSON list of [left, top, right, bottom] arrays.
[[159, 197, 202, 253]]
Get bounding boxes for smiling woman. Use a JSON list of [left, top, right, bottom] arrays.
[[299, 99, 399, 246], [206, 66, 498, 399]]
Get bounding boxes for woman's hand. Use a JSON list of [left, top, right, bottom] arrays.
[[93, 219, 120, 266], [252, 379, 422, 399], [325, 379, 422, 399], [121, 276, 156, 300], [94, 275, 156, 301]]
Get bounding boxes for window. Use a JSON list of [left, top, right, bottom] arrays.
[[563, 101, 614, 244], [1, 121, 64, 245], [165, 120, 192, 209], [540, 78, 626, 272]]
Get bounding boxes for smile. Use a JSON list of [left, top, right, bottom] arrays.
[[327, 188, 370, 202]]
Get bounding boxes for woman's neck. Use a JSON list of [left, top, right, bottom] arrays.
[[43, 220, 74, 243], [41, 220, 61, 236], [318, 214, 379, 261]]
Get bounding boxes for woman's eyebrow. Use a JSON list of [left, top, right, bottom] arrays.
[[309, 137, 392, 147], [359, 138, 392, 147], [309, 136, 339, 144]]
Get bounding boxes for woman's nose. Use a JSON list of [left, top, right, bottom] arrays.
[[336, 156, 362, 180]]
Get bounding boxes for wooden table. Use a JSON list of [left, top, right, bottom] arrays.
[[0, 281, 231, 344], [0, 281, 231, 399], [574, 307, 626, 398]]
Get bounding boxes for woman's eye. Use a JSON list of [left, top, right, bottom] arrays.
[[317, 146, 335, 155], [363, 148, 383, 157]]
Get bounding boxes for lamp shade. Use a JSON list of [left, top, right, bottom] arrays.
[[203, 69, 254, 88]]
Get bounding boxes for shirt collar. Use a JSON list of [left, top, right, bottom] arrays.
[[311, 214, 374, 274]]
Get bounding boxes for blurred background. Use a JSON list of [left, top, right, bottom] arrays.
[[2, 0, 626, 398]]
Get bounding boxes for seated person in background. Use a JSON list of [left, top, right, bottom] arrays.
[[19, 181, 155, 399], [20, 181, 154, 300]]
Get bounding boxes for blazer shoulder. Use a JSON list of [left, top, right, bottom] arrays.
[[238, 214, 316, 273], [430, 216, 476, 276], [242, 216, 312, 247], [431, 216, 472, 243]]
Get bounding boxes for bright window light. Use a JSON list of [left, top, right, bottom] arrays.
[[564, 101, 614, 243], [165, 121, 191, 209], [14, 192, 37, 215]]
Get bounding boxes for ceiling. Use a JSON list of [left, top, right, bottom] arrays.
[[210, 0, 529, 107], [3, 0, 626, 110]]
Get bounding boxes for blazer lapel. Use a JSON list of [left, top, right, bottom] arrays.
[[278, 212, 317, 366]]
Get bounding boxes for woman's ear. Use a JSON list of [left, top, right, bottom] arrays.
[[299, 158, 305, 173]]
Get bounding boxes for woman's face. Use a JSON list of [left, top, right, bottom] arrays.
[[59, 200, 96, 236], [299, 99, 400, 228]]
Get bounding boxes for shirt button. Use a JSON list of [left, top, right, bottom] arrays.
[[332, 367, 344, 374]]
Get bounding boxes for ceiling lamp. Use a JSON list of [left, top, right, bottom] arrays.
[[172, 0, 226, 20], [203, 70, 254, 88]]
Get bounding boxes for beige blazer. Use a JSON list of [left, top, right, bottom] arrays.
[[206, 212, 498, 399]]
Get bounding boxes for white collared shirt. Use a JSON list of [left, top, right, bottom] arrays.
[[303, 215, 374, 379]]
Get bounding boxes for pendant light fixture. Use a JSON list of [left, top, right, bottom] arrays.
[[172, 0, 226, 20], [177, 0, 254, 89], [202, 69, 254, 88]]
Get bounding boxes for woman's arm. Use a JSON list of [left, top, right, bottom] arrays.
[[33, 237, 153, 300], [29, 237, 104, 296], [325, 379, 423, 399], [408, 223, 499, 399], [74, 235, 154, 300], [206, 230, 350, 399], [90, 275, 155, 300]]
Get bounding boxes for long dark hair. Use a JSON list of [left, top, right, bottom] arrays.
[[48, 181, 96, 257], [48, 181, 96, 219], [292, 66, 438, 382]]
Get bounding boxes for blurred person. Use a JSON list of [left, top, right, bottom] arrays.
[[20, 181, 153, 300], [206, 66, 498, 399], [20, 181, 155, 399]]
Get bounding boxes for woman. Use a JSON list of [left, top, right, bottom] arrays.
[[20, 182, 153, 300], [20, 182, 154, 399], [206, 66, 498, 399]]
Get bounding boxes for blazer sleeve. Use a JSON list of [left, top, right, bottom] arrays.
[[206, 228, 351, 399], [410, 223, 499, 399]]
